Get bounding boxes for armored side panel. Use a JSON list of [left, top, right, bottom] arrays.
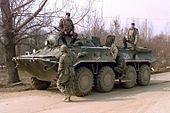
[[14, 34, 156, 82], [15, 47, 60, 81], [119, 47, 156, 63], [14, 36, 115, 81]]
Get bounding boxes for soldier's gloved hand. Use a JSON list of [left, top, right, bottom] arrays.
[[133, 41, 137, 45], [64, 31, 67, 34], [70, 31, 73, 35], [125, 36, 128, 40]]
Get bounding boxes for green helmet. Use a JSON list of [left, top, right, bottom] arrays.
[[60, 45, 68, 53], [105, 35, 115, 47]]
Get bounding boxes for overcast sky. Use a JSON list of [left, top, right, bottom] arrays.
[[46, 0, 170, 35], [94, 0, 170, 34]]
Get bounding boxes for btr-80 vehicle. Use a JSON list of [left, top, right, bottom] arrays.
[[14, 34, 156, 97]]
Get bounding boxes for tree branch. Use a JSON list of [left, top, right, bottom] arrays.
[[74, 0, 95, 25], [13, 0, 34, 12], [16, 0, 48, 32], [23, 24, 42, 32], [0, 0, 13, 31], [15, 32, 50, 44]]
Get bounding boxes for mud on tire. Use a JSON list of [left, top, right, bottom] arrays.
[[137, 64, 150, 86], [74, 67, 94, 97], [120, 65, 137, 88], [96, 66, 115, 92]]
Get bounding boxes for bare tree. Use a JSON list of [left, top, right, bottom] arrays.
[[0, 0, 48, 84], [0, 0, 95, 84], [77, 9, 108, 45], [110, 18, 128, 46]]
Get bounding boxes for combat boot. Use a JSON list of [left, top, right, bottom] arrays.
[[67, 95, 72, 102], [64, 95, 72, 102]]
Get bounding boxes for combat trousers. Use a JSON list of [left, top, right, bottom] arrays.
[[58, 32, 78, 45], [57, 76, 74, 97], [123, 37, 136, 50]]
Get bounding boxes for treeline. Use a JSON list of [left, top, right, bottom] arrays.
[[0, 19, 169, 71], [0, 0, 169, 84]]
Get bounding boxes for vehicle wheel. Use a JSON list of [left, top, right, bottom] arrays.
[[121, 65, 137, 88], [137, 65, 150, 86], [31, 77, 51, 90], [74, 67, 94, 97], [96, 66, 115, 92]]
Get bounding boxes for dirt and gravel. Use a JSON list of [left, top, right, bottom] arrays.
[[0, 72, 170, 113]]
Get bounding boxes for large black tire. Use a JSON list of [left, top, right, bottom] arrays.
[[96, 66, 115, 92], [137, 65, 151, 86], [121, 65, 137, 88], [74, 67, 94, 97], [31, 77, 51, 90]]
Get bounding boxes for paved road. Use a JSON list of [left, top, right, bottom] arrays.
[[0, 72, 170, 113]]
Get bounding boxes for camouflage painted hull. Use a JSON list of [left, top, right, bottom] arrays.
[[15, 55, 58, 81], [119, 47, 156, 63], [14, 44, 156, 82]]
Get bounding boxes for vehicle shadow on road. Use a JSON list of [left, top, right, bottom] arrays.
[[64, 79, 170, 103]]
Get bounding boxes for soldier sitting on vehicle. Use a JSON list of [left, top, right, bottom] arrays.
[[57, 12, 78, 45], [105, 35, 126, 78], [123, 23, 139, 49], [105, 35, 118, 60], [56, 45, 75, 102]]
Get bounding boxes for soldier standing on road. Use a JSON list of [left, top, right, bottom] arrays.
[[58, 12, 78, 45], [123, 23, 139, 49], [56, 45, 75, 102]]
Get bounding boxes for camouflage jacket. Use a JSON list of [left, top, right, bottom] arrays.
[[58, 18, 74, 33], [127, 28, 139, 44], [115, 54, 127, 69], [57, 52, 75, 83], [110, 43, 118, 60]]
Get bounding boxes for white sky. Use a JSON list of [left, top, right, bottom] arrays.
[[44, 0, 170, 35], [94, 0, 170, 34], [101, 0, 170, 19]]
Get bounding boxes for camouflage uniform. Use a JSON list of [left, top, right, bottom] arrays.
[[106, 35, 118, 60], [123, 27, 139, 49], [58, 17, 78, 45], [56, 45, 75, 102], [110, 43, 118, 60], [114, 54, 127, 77]]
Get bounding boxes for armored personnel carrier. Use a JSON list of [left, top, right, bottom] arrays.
[[14, 34, 156, 97]]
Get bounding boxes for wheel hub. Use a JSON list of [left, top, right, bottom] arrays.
[[103, 73, 113, 86]]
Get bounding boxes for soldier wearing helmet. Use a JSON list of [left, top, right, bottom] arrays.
[[123, 23, 139, 49], [56, 45, 75, 102], [58, 12, 78, 45], [60, 44, 68, 52], [105, 35, 118, 60]]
